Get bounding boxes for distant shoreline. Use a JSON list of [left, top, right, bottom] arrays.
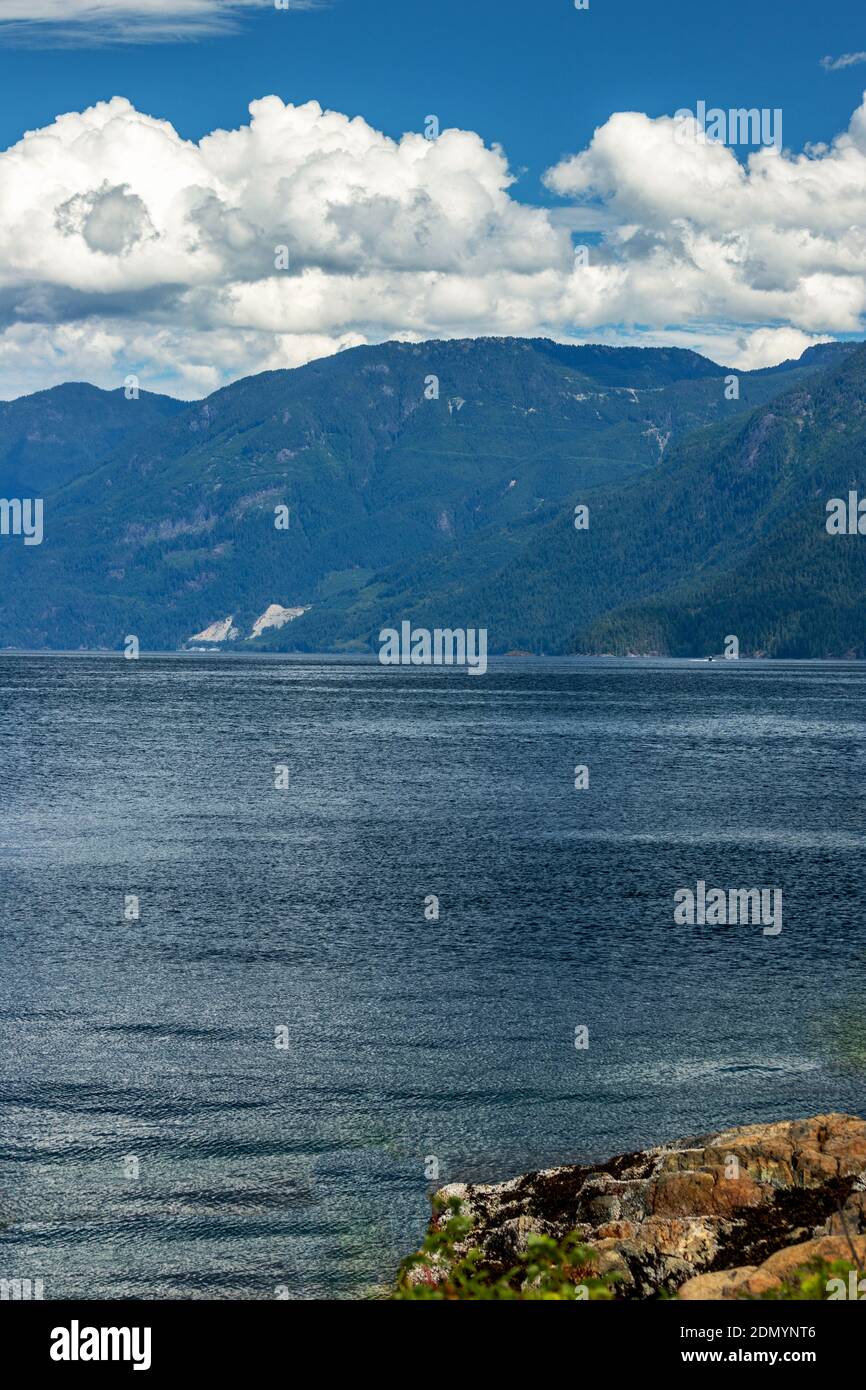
[[0, 649, 863, 665]]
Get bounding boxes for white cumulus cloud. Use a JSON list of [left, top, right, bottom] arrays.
[[0, 92, 865, 397]]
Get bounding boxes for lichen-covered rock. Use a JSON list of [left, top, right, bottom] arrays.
[[677, 1266, 758, 1300], [679, 1234, 866, 1300], [412, 1114, 866, 1299]]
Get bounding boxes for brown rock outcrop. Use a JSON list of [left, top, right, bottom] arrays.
[[679, 1234, 866, 1299], [414, 1113, 866, 1298]]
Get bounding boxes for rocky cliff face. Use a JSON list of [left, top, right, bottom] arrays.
[[414, 1114, 866, 1299]]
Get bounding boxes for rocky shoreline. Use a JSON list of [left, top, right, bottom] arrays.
[[407, 1114, 866, 1299]]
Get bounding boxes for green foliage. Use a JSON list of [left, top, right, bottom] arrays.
[[290, 340, 866, 658], [0, 382, 184, 497], [743, 1257, 861, 1301], [571, 343, 866, 658], [392, 1196, 619, 1300]]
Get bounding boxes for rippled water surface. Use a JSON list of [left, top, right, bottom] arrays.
[[1, 654, 864, 1298]]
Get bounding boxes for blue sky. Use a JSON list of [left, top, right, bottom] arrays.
[[3, 0, 865, 195], [1, 0, 866, 397]]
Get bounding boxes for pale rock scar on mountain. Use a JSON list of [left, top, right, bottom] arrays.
[[187, 605, 309, 645], [188, 616, 239, 643], [643, 423, 671, 458], [249, 603, 309, 639]]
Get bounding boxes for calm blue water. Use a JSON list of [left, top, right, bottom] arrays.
[[0, 654, 864, 1299]]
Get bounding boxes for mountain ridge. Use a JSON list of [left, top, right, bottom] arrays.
[[0, 336, 860, 655]]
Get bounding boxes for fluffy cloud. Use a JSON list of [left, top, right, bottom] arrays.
[[0, 92, 865, 398], [544, 106, 866, 336]]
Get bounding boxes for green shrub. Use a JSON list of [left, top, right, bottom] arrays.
[[745, 1257, 862, 1301], [393, 1197, 619, 1301]]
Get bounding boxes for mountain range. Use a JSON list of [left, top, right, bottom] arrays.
[[0, 336, 862, 657]]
